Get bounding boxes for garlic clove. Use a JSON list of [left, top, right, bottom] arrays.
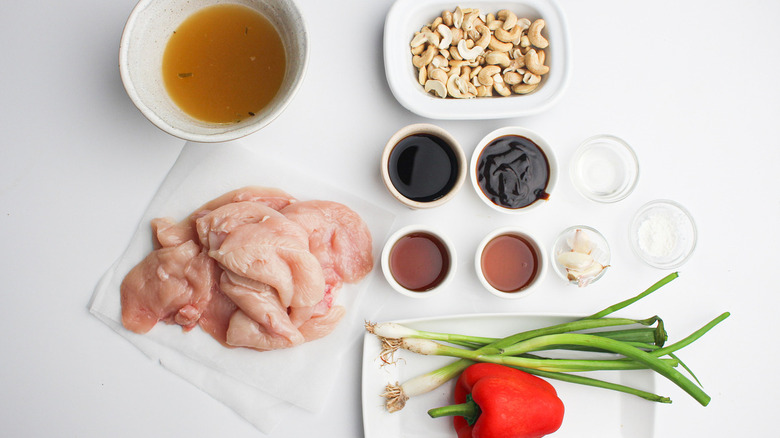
[[567, 228, 593, 254], [557, 251, 595, 271], [566, 262, 608, 288]]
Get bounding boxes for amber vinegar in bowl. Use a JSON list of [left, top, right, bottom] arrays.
[[475, 227, 547, 299], [381, 225, 456, 298]]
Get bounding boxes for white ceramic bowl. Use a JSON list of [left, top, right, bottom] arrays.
[[381, 225, 456, 298], [119, 0, 308, 142], [383, 0, 571, 119], [380, 123, 467, 209], [470, 126, 558, 214], [475, 227, 547, 299]]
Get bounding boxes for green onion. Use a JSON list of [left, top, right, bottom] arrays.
[[369, 273, 728, 411]]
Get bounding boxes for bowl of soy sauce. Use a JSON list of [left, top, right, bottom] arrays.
[[381, 124, 467, 209]]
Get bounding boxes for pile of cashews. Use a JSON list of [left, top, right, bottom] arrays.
[[410, 7, 550, 98]]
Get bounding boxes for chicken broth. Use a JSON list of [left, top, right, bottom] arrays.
[[162, 4, 286, 124]]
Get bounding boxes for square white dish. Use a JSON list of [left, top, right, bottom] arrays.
[[383, 0, 572, 119], [362, 313, 656, 437]]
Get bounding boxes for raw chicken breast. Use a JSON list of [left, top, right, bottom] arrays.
[[281, 200, 373, 284], [193, 186, 296, 215], [151, 217, 198, 248], [298, 305, 346, 342], [195, 201, 284, 251], [226, 310, 303, 351], [220, 271, 304, 348], [209, 213, 325, 309], [120, 240, 219, 334], [197, 288, 237, 348]]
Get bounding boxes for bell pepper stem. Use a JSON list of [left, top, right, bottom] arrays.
[[428, 395, 482, 426]]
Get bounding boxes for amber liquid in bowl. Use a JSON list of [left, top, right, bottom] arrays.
[[162, 4, 286, 124]]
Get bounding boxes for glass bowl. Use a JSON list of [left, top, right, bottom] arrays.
[[551, 225, 610, 287], [570, 135, 639, 203], [629, 200, 697, 269]]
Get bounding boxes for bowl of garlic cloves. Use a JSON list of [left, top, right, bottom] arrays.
[[551, 225, 610, 287]]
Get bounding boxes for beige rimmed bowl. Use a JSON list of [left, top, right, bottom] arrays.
[[381, 123, 467, 209], [119, 0, 308, 142]]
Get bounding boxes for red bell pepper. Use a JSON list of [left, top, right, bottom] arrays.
[[428, 363, 564, 438]]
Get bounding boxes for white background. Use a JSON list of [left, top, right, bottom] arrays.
[[2, 0, 778, 436]]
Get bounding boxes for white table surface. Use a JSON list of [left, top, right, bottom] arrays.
[[2, 0, 778, 436]]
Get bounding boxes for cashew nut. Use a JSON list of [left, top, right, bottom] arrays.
[[524, 48, 549, 75], [462, 11, 479, 32], [413, 44, 437, 68], [476, 85, 492, 97], [503, 71, 523, 85], [494, 25, 522, 44], [520, 34, 530, 48], [488, 37, 513, 52], [512, 83, 538, 94], [450, 27, 464, 45], [429, 68, 448, 83], [417, 65, 427, 85], [411, 44, 424, 56], [437, 24, 453, 49], [496, 10, 517, 30], [424, 79, 447, 98], [474, 24, 491, 49], [446, 73, 473, 98], [453, 6, 464, 29], [442, 10, 453, 27], [431, 16, 443, 28], [527, 19, 549, 48], [432, 54, 448, 69], [536, 49, 545, 65], [492, 74, 511, 96], [477, 65, 501, 86], [457, 39, 484, 60], [485, 51, 511, 67], [523, 71, 541, 85]]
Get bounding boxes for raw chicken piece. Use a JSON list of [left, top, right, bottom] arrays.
[[226, 310, 303, 351], [220, 271, 304, 348], [288, 282, 338, 327], [151, 217, 198, 248], [197, 288, 237, 348], [281, 200, 373, 284], [193, 186, 296, 215], [298, 305, 346, 342], [195, 201, 283, 251], [208, 213, 325, 309], [120, 240, 219, 334]]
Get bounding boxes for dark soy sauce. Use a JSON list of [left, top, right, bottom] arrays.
[[388, 134, 459, 203], [476, 135, 551, 209], [389, 232, 450, 292]]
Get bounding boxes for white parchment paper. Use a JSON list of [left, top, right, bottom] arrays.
[[89, 141, 395, 433]]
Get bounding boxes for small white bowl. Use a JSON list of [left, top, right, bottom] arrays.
[[383, 0, 571, 119], [475, 227, 547, 299], [630, 200, 697, 269], [470, 127, 558, 214], [119, 0, 308, 142], [381, 123, 467, 209], [381, 225, 456, 298], [570, 135, 639, 203]]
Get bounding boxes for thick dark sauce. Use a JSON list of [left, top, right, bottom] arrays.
[[388, 134, 459, 203], [476, 135, 550, 209]]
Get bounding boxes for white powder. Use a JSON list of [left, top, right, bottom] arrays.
[[637, 212, 678, 258]]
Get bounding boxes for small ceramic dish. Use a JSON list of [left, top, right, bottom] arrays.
[[475, 227, 547, 299], [551, 225, 610, 287], [381, 225, 456, 298], [381, 123, 467, 209], [119, 0, 308, 142], [570, 135, 639, 203], [630, 200, 697, 269], [383, 0, 571, 119], [470, 126, 558, 214]]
